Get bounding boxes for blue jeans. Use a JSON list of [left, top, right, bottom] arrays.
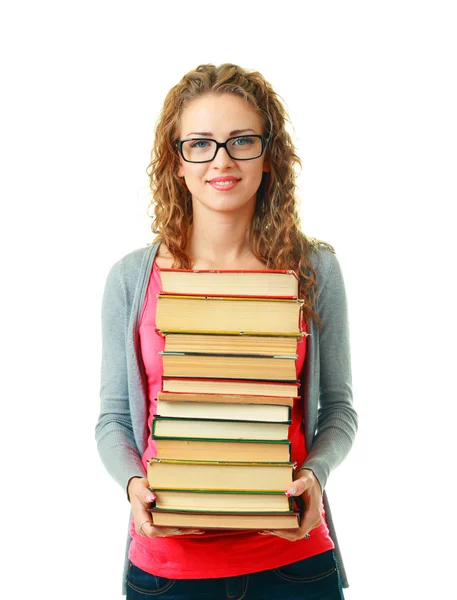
[[126, 549, 345, 599]]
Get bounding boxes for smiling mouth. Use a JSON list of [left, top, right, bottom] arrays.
[[208, 180, 240, 186]]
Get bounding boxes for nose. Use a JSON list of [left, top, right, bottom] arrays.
[[212, 145, 235, 168]]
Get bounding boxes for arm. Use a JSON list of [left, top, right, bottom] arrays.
[[259, 249, 358, 541], [95, 259, 146, 499], [299, 249, 358, 491]]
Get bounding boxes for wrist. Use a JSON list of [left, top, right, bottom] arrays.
[[127, 476, 146, 502], [296, 468, 322, 493]]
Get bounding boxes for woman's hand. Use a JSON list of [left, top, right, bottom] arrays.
[[128, 477, 205, 538], [258, 468, 323, 541]]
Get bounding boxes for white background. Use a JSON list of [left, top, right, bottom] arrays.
[[1, 1, 456, 598]]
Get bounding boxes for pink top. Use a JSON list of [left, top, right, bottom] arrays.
[[128, 260, 334, 578]]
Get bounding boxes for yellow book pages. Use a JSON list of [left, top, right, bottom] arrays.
[[153, 490, 292, 512], [155, 438, 291, 462], [156, 296, 303, 335], [158, 269, 299, 297], [162, 379, 299, 397], [153, 418, 290, 441], [150, 510, 299, 529], [157, 392, 296, 407], [164, 333, 300, 356], [160, 354, 297, 381], [156, 400, 290, 423], [147, 459, 294, 491]]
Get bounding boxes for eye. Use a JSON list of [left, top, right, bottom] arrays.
[[189, 139, 211, 149], [232, 136, 256, 146]]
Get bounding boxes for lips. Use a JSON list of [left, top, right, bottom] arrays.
[[207, 177, 241, 191], [208, 177, 241, 183]]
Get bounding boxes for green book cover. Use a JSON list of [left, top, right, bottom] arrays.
[[148, 457, 295, 467], [151, 507, 297, 516]]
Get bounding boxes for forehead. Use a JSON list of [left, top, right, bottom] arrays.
[[179, 93, 264, 136]]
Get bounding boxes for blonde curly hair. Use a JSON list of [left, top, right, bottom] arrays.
[[146, 63, 334, 329]]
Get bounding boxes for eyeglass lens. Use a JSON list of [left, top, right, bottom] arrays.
[[182, 136, 262, 162]]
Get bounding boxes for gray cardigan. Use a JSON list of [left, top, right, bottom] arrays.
[[95, 241, 358, 595]]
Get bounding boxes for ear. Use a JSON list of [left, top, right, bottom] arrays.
[[177, 162, 184, 178], [262, 160, 270, 173]]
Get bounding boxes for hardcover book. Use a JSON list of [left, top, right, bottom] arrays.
[[155, 400, 291, 423], [152, 416, 290, 441], [157, 392, 297, 407], [147, 458, 296, 491], [153, 489, 294, 512], [149, 508, 300, 529], [163, 332, 303, 356], [161, 377, 300, 397], [154, 437, 291, 462], [156, 294, 303, 336], [157, 267, 299, 298], [159, 352, 297, 381]]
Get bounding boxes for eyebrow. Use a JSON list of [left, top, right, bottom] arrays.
[[185, 128, 257, 137]]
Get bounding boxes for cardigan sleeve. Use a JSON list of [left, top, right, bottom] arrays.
[[95, 259, 147, 497], [299, 249, 358, 490]]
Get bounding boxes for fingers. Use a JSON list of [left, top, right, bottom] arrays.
[[136, 519, 155, 537], [136, 523, 206, 538], [258, 528, 307, 541], [131, 484, 156, 537], [258, 524, 316, 541]]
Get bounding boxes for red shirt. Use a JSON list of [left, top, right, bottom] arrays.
[[128, 261, 334, 578]]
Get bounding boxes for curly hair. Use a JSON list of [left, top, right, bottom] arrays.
[[146, 63, 335, 329]]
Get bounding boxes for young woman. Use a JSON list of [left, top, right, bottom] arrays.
[[96, 63, 358, 600]]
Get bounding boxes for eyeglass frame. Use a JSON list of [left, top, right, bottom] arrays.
[[174, 134, 269, 163]]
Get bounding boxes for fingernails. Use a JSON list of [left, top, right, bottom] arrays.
[[146, 494, 156, 502], [285, 488, 296, 497]]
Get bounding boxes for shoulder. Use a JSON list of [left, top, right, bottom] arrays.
[[103, 243, 158, 295], [307, 241, 338, 282], [305, 241, 347, 308]]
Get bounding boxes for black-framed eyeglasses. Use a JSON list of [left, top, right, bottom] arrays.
[[174, 134, 268, 163]]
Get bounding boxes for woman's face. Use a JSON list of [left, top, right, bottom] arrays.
[[177, 93, 269, 215]]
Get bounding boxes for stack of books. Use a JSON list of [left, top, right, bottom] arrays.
[[147, 267, 306, 530]]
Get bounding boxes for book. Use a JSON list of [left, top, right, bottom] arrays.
[[163, 333, 302, 357], [156, 400, 291, 423], [149, 508, 300, 529], [159, 352, 297, 381], [153, 489, 293, 512], [147, 458, 295, 491], [162, 377, 299, 397], [154, 438, 291, 462], [156, 294, 303, 336], [158, 268, 299, 298], [152, 417, 290, 441], [157, 392, 297, 407]]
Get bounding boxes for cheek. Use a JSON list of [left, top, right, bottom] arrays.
[[246, 164, 265, 186], [182, 166, 208, 186]]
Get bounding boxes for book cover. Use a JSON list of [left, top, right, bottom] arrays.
[[155, 437, 291, 462], [157, 267, 299, 299], [149, 508, 300, 529], [155, 400, 292, 423], [152, 489, 294, 512], [147, 458, 295, 492], [157, 392, 298, 407], [152, 416, 291, 441], [163, 332, 304, 357], [159, 352, 297, 382], [161, 377, 300, 397], [156, 294, 304, 336]]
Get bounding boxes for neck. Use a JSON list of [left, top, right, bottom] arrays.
[[185, 205, 256, 267]]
